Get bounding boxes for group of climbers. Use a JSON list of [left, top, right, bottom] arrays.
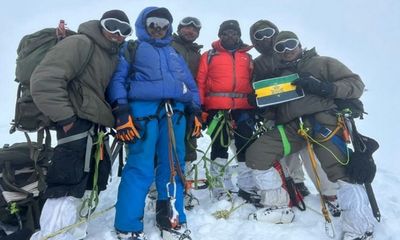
[[13, 6, 378, 240]]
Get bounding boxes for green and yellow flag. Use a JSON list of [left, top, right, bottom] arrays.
[[253, 73, 304, 107]]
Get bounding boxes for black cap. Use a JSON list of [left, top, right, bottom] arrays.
[[218, 20, 241, 37], [100, 9, 130, 24]]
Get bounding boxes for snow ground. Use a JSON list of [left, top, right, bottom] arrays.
[[75, 135, 398, 240]]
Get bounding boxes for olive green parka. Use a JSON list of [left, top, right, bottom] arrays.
[[31, 20, 120, 127]]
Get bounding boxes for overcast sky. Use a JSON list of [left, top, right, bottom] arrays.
[[0, 0, 399, 170]]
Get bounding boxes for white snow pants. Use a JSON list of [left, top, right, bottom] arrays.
[[337, 181, 376, 236], [30, 196, 87, 240]]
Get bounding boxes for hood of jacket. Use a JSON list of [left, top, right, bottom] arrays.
[[250, 20, 279, 55], [135, 7, 173, 46], [78, 20, 119, 55]]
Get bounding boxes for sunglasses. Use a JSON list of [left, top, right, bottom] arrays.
[[100, 18, 132, 37], [221, 29, 239, 37], [179, 17, 202, 29], [274, 38, 300, 53], [253, 27, 276, 40], [146, 17, 170, 31]]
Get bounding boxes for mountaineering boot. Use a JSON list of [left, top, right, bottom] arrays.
[[156, 200, 176, 229], [237, 189, 263, 208], [342, 231, 373, 240], [324, 195, 341, 217], [251, 167, 294, 224], [156, 199, 191, 239], [294, 182, 310, 197], [210, 158, 235, 199], [159, 223, 192, 240], [116, 231, 148, 240], [249, 206, 295, 224]]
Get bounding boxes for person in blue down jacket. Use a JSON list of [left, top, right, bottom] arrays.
[[106, 6, 201, 240]]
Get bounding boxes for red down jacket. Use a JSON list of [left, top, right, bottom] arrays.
[[196, 40, 254, 111]]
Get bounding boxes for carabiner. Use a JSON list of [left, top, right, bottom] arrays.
[[165, 101, 174, 117], [166, 181, 177, 199]]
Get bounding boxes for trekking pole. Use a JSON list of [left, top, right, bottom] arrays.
[[365, 183, 381, 222]]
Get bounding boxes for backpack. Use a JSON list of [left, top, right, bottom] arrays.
[[0, 142, 53, 232], [10, 20, 94, 134]]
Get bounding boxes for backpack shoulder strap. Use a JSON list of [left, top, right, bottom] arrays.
[[207, 48, 217, 64], [122, 39, 139, 64], [74, 35, 95, 78]]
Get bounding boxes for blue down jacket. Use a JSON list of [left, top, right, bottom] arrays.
[[107, 7, 200, 111]]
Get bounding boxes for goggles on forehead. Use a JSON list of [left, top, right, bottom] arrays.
[[146, 17, 170, 31], [179, 17, 202, 29], [100, 18, 132, 37], [274, 38, 300, 53], [253, 27, 276, 41]]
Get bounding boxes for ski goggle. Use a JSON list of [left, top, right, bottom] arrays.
[[274, 38, 300, 53], [179, 17, 202, 29], [100, 18, 132, 37], [146, 17, 170, 31], [253, 27, 276, 40]]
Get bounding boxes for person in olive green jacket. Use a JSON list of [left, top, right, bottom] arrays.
[[171, 17, 203, 179], [247, 20, 340, 217], [245, 31, 375, 240], [30, 10, 131, 240]]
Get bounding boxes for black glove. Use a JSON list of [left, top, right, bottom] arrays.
[[346, 135, 379, 184], [186, 104, 203, 138], [292, 74, 335, 98], [247, 92, 257, 107], [112, 104, 140, 142]]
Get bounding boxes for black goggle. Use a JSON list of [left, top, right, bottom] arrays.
[[273, 38, 300, 53], [179, 17, 202, 29], [253, 27, 276, 40], [100, 18, 132, 37], [146, 17, 170, 31]]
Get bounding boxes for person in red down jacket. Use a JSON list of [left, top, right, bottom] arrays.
[[196, 20, 256, 199]]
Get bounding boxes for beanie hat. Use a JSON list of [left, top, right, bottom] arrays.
[[100, 9, 130, 24], [218, 20, 241, 37], [146, 7, 173, 23], [275, 31, 299, 43]]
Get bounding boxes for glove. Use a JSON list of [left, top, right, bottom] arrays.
[[112, 104, 140, 142], [292, 74, 335, 98], [247, 92, 258, 107], [346, 135, 379, 184], [192, 115, 202, 138]]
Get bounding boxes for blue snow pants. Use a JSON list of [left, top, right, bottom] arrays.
[[114, 100, 187, 232]]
